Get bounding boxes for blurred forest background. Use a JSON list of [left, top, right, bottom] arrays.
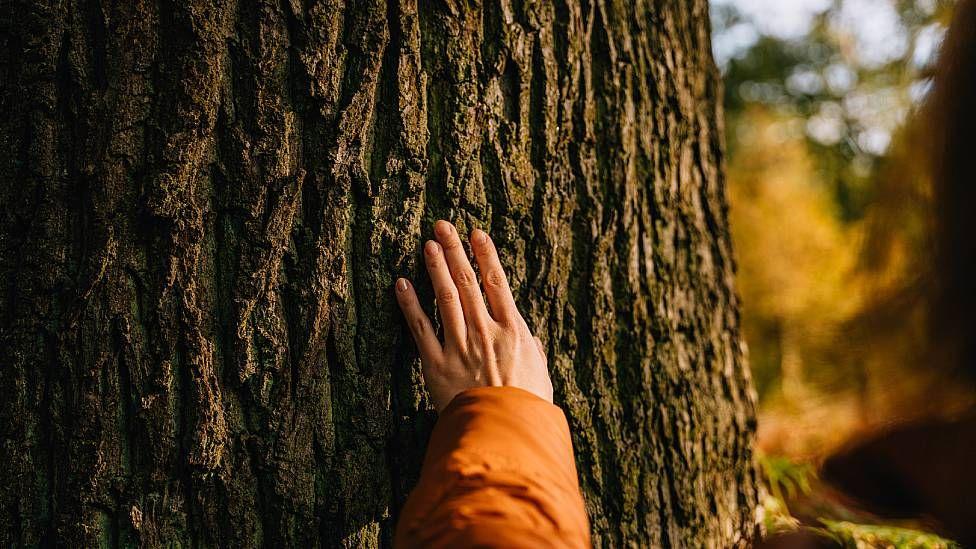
[[712, 0, 972, 545], [713, 0, 966, 457]]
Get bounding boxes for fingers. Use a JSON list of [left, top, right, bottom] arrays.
[[434, 221, 491, 329], [470, 228, 518, 323], [395, 278, 444, 363], [424, 240, 467, 344]]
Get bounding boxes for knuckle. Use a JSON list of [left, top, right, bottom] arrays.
[[455, 268, 477, 288], [436, 288, 457, 305], [484, 268, 506, 288], [425, 255, 443, 269], [441, 237, 463, 251], [475, 241, 494, 256], [413, 316, 431, 335]]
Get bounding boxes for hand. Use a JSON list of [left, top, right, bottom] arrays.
[[395, 220, 553, 411]]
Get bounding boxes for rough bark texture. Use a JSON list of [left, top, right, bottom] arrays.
[[0, 0, 760, 546]]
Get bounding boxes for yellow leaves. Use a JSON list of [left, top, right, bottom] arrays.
[[729, 106, 862, 341], [732, 109, 860, 322], [729, 106, 867, 454]]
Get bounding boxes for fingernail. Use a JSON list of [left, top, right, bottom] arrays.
[[396, 278, 408, 292], [435, 220, 452, 237], [425, 240, 440, 255], [472, 229, 487, 245]]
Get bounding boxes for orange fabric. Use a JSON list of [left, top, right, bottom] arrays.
[[395, 387, 591, 549]]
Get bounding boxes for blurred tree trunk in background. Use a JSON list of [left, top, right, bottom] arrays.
[[0, 0, 759, 546]]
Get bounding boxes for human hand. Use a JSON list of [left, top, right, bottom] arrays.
[[395, 220, 553, 411]]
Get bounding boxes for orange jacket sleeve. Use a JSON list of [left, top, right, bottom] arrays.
[[395, 386, 590, 549]]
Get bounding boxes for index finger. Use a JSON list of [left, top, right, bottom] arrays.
[[395, 278, 444, 365]]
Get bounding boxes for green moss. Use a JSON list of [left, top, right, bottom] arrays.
[[820, 519, 960, 549], [761, 454, 815, 501]]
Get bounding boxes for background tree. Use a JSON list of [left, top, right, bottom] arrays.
[[0, 0, 759, 546]]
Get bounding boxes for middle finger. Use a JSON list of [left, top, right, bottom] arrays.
[[433, 220, 491, 331]]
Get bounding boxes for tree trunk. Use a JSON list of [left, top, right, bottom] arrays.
[[0, 0, 760, 546]]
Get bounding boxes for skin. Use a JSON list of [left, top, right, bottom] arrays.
[[395, 220, 554, 411]]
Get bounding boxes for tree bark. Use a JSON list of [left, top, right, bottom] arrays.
[[0, 0, 760, 546]]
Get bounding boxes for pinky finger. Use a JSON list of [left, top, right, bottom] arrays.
[[395, 278, 444, 364]]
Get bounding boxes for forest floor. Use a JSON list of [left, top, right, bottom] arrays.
[[759, 453, 959, 548]]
